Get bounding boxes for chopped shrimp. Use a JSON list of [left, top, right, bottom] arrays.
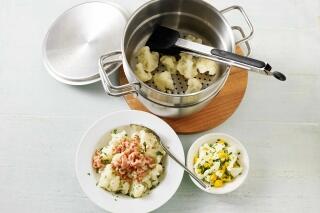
[[111, 136, 156, 182], [92, 150, 105, 169]]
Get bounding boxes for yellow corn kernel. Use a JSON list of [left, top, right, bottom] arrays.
[[217, 139, 225, 144], [193, 156, 198, 164], [214, 180, 223, 187], [218, 151, 226, 158], [210, 174, 217, 183], [222, 163, 228, 171], [204, 162, 211, 168]]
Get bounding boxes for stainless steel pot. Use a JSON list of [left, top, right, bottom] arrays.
[[99, 0, 253, 118]]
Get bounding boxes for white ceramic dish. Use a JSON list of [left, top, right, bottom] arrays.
[[75, 110, 184, 213], [187, 133, 249, 194]]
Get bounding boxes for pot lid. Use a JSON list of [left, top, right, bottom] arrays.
[[42, 2, 128, 85]]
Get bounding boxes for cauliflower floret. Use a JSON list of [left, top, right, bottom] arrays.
[[160, 55, 177, 74], [228, 167, 243, 178], [185, 78, 202, 94], [134, 63, 152, 82], [137, 46, 159, 72], [176, 53, 198, 79], [130, 181, 147, 198], [121, 180, 130, 194], [98, 164, 121, 192], [153, 71, 174, 92], [196, 58, 219, 75], [109, 130, 127, 147], [185, 34, 203, 44]]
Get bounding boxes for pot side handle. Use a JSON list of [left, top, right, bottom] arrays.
[[220, 5, 254, 55], [99, 51, 138, 97]]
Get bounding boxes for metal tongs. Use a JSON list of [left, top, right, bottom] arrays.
[[146, 25, 286, 81]]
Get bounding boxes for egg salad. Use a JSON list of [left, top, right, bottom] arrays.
[[193, 139, 243, 188]]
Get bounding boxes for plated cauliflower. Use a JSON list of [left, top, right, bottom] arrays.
[[92, 126, 166, 198], [193, 138, 243, 188], [186, 78, 202, 94], [153, 71, 174, 92]]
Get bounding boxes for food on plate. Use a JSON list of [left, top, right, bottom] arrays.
[[196, 58, 219, 76], [193, 138, 243, 188], [134, 63, 152, 82], [137, 46, 159, 72], [185, 34, 203, 44], [186, 78, 202, 94], [176, 53, 198, 79], [153, 71, 174, 92], [160, 55, 177, 74], [92, 126, 166, 198]]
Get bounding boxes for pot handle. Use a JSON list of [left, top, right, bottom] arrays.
[[220, 5, 254, 55], [99, 51, 138, 97]]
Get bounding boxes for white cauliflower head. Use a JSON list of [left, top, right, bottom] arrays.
[[196, 58, 219, 75], [185, 34, 203, 44], [176, 53, 198, 79], [186, 78, 202, 94], [153, 71, 174, 92], [160, 55, 177, 74], [137, 46, 159, 72], [134, 63, 152, 82]]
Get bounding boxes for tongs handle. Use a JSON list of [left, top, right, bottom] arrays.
[[176, 38, 286, 81], [210, 49, 286, 81]]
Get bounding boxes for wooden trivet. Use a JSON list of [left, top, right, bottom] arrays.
[[119, 46, 248, 134]]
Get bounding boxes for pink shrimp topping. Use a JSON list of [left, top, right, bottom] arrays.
[[92, 150, 105, 170], [111, 136, 155, 182]]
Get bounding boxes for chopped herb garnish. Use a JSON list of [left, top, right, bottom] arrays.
[[112, 129, 118, 134], [143, 142, 147, 151], [156, 151, 163, 155]]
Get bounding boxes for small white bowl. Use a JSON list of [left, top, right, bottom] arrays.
[[75, 110, 185, 213], [187, 133, 249, 194]]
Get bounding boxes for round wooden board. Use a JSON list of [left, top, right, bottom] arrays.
[[119, 46, 248, 134]]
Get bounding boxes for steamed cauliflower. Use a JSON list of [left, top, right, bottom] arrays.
[[134, 63, 152, 82], [160, 55, 177, 74], [177, 53, 198, 79], [153, 71, 174, 92], [137, 46, 159, 72], [186, 78, 202, 94], [196, 58, 219, 75], [185, 34, 203, 44]]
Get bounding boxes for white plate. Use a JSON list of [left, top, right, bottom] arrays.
[[187, 133, 249, 194], [76, 110, 185, 212]]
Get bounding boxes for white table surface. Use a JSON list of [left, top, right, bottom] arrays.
[[0, 0, 319, 212]]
